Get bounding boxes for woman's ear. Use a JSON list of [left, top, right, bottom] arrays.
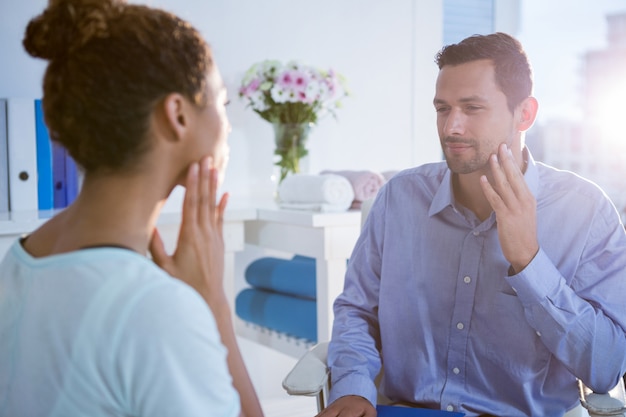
[[160, 93, 188, 142], [517, 96, 539, 132]]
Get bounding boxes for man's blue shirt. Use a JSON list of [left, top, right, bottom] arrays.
[[328, 150, 626, 417]]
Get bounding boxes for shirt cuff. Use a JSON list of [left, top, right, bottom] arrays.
[[328, 372, 378, 407], [505, 248, 562, 307]]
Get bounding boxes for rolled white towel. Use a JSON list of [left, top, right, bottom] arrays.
[[319, 169, 386, 210], [278, 174, 355, 212]]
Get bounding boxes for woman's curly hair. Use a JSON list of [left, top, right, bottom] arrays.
[[23, 0, 213, 173]]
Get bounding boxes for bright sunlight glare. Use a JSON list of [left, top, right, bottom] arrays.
[[591, 79, 626, 150]]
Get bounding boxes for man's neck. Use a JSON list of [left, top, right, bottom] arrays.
[[452, 172, 493, 222]]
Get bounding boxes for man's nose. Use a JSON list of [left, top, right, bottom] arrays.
[[443, 108, 466, 136]]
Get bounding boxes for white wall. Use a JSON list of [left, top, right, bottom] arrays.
[[0, 0, 443, 205], [0, 0, 529, 405]]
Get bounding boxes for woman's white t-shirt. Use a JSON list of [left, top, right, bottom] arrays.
[[0, 239, 240, 417]]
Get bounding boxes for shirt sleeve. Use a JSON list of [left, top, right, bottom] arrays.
[[327, 193, 385, 407], [115, 281, 240, 417], [507, 198, 626, 393]]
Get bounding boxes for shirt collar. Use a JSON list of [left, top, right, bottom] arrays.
[[428, 147, 540, 217]]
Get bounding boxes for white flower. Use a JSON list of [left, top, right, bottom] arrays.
[[249, 90, 268, 111], [270, 85, 289, 103]]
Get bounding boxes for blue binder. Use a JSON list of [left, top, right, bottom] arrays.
[[52, 141, 67, 208], [65, 152, 79, 205], [34, 99, 53, 210], [51, 142, 80, 208]]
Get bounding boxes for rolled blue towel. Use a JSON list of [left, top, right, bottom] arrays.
[[235, 288, 317, 342], [244, 255, 316, 300]]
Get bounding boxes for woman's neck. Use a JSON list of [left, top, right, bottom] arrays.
[[24, 172, 171, 257]]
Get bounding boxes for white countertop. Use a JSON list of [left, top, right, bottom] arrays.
[[0, 201, 361, 236]]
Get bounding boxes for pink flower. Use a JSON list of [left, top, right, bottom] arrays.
[[277, 71, 295, 88], [248, 78, 261, 92], [292, 71, 309, 91], [278, 70, 310, 93], [239, 78, 261, 98]]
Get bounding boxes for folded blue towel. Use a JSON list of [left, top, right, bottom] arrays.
[[235, 288, 317, 342], [244, 255, 316, 300]]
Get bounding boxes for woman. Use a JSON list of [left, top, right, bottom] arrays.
[[0, 0, 263, 416]]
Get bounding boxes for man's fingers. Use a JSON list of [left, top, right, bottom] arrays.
[[485, 143, 531, 209], [480, 174, 504, 211], [498, 144, 526, 197]]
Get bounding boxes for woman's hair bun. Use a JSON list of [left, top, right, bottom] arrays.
[[23, 0, 125, 61]]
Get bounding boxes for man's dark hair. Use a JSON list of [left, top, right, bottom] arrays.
[[435, 32, 533, 112]]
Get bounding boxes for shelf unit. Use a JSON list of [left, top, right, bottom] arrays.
[[239, 208, 361, 358]]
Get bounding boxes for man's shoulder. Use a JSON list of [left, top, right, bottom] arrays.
[[536, 162, 609, 200]]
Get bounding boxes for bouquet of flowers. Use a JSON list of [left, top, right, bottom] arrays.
[[239, 60, 349, 184], [239, 59, 349, 125]]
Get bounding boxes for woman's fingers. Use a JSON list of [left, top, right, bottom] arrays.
[[217, 192, 229, 233], [199, 157, 212, 227], [149, 228, 170, 271], [181, 162, 200, 237]]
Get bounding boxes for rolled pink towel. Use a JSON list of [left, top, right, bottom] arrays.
[[320, 170, 385, 207]]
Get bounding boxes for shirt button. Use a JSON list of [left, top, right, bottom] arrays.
[[463, 276, 471, 284], [472, 231, 479, 236], [456, 322, 464, 330], [536, 331, 542, 337], [453, 367, 460, 374], [446, 405, 454, 412]]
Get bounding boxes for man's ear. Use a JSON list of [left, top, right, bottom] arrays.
[[161, 93, 188, 142], [516, 96, 538, 132]]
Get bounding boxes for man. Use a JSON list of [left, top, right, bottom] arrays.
[[322, 32, 626, 417]]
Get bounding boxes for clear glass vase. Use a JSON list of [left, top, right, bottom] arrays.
[[272, 122, 312, 185]]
